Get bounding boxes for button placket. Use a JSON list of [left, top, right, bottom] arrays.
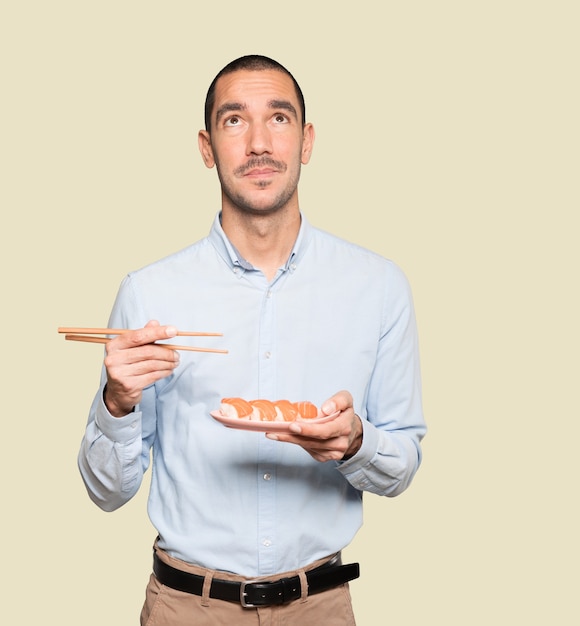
[[256, 284, 277, 573]]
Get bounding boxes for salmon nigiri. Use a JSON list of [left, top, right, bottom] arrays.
[[250, 399, 279, 421], [220, 397, 254, 419], [293, 401, 319, 419], [274, 399, 300, 422]]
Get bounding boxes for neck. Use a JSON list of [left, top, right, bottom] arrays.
[[221, 207, 301, 281]]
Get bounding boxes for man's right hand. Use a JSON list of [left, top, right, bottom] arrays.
[[104, 320, 180, 417]]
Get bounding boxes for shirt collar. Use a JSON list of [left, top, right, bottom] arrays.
[[208, 212, 312, 277]]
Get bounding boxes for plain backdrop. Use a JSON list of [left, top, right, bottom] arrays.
[[1, 2, 578, 624]]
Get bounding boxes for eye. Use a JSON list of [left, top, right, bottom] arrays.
[[224, 116, 241, 127], [273, 113, 289, 124]]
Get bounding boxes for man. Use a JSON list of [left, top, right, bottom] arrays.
[[78, 55, 426, 625]]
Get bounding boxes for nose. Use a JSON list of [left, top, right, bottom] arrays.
[[246, 122, 272, 156]]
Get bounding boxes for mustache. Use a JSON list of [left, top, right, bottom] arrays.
[[234, 157, 287, 176]]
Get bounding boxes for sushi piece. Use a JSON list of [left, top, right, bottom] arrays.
[[220, 397, 253, 419], [293, 401, 319, 419], [274, 399, 300, 422], [249, 399, 278, 421]]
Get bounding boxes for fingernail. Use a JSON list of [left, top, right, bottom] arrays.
[[166, 326, 178, 337], [266, 433, 278, 441], [322, 401, 336, 415]]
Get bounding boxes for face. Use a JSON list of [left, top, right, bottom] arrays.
[[198, 69, 315, 216]]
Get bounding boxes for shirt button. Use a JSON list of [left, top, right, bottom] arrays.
[[264, 351, 271, 359], [263, 539, 272, 547], [266, 289, 272, 298], [263, 473, 271, 481]]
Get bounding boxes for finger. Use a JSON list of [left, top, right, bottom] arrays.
[[110, 323, 178, 350], [120, 365, 178, 391], [107, 341, 180, 365], [287, 412, 350, 438], [267, 424, 347, 447], [321, 389, 353, 415], [109, 355, 180, 379]]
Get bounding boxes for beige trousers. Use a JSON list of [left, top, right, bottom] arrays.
[[141, 546, 357, 626]]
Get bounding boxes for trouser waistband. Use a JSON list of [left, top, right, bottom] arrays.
[[153, 551, 360, 608]]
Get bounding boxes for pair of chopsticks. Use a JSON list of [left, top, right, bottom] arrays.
[[58, 327, 228, 354]]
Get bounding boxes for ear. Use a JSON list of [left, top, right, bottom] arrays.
[[301, 123, 315, 165], [198, 130, 215, 168]]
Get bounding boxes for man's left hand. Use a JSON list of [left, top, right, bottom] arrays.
[[266, 390, 363, 462]]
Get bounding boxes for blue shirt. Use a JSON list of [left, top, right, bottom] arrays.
[[78, 213, 426, 576]]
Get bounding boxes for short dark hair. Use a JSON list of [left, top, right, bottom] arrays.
[[204, 55, 306, 131]]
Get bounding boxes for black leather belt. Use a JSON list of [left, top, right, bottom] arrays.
[[153, 552, 360, 608]]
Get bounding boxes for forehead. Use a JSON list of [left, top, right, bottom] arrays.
[[212, 69, 300, 114]]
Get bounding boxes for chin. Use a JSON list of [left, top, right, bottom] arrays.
[[227, 192, 296, 216]]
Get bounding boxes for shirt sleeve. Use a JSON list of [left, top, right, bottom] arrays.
[[77, 275, 155, 511], [337, 263, 426, 497], [77, 388, 146, 511]]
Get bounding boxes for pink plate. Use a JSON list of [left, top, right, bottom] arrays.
[[210, 410, 340, 432]]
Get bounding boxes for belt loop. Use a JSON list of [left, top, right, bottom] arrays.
[[201, 569, 215, 607], [298, 569, 308, 603]]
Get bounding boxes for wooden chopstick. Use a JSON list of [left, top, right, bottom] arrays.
[[64, 334, 228, 354], [58, 327, 222, 337]]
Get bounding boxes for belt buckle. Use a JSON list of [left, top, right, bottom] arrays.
[[240, 579, 262, 608]]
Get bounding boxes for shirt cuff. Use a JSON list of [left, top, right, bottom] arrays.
[[94, 389, 142, 443], [338, 417, 378, 470]]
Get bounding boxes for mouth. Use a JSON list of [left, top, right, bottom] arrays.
[[235, 158, 287, 178], [244, 168, 278, 178]]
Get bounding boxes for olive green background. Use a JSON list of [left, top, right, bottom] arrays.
[[2, 1, 578, 624]]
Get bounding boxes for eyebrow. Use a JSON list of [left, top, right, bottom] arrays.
[[268, 99, 298, 119], [215, 99, 298, 124], [215, 102, 246, 124]]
